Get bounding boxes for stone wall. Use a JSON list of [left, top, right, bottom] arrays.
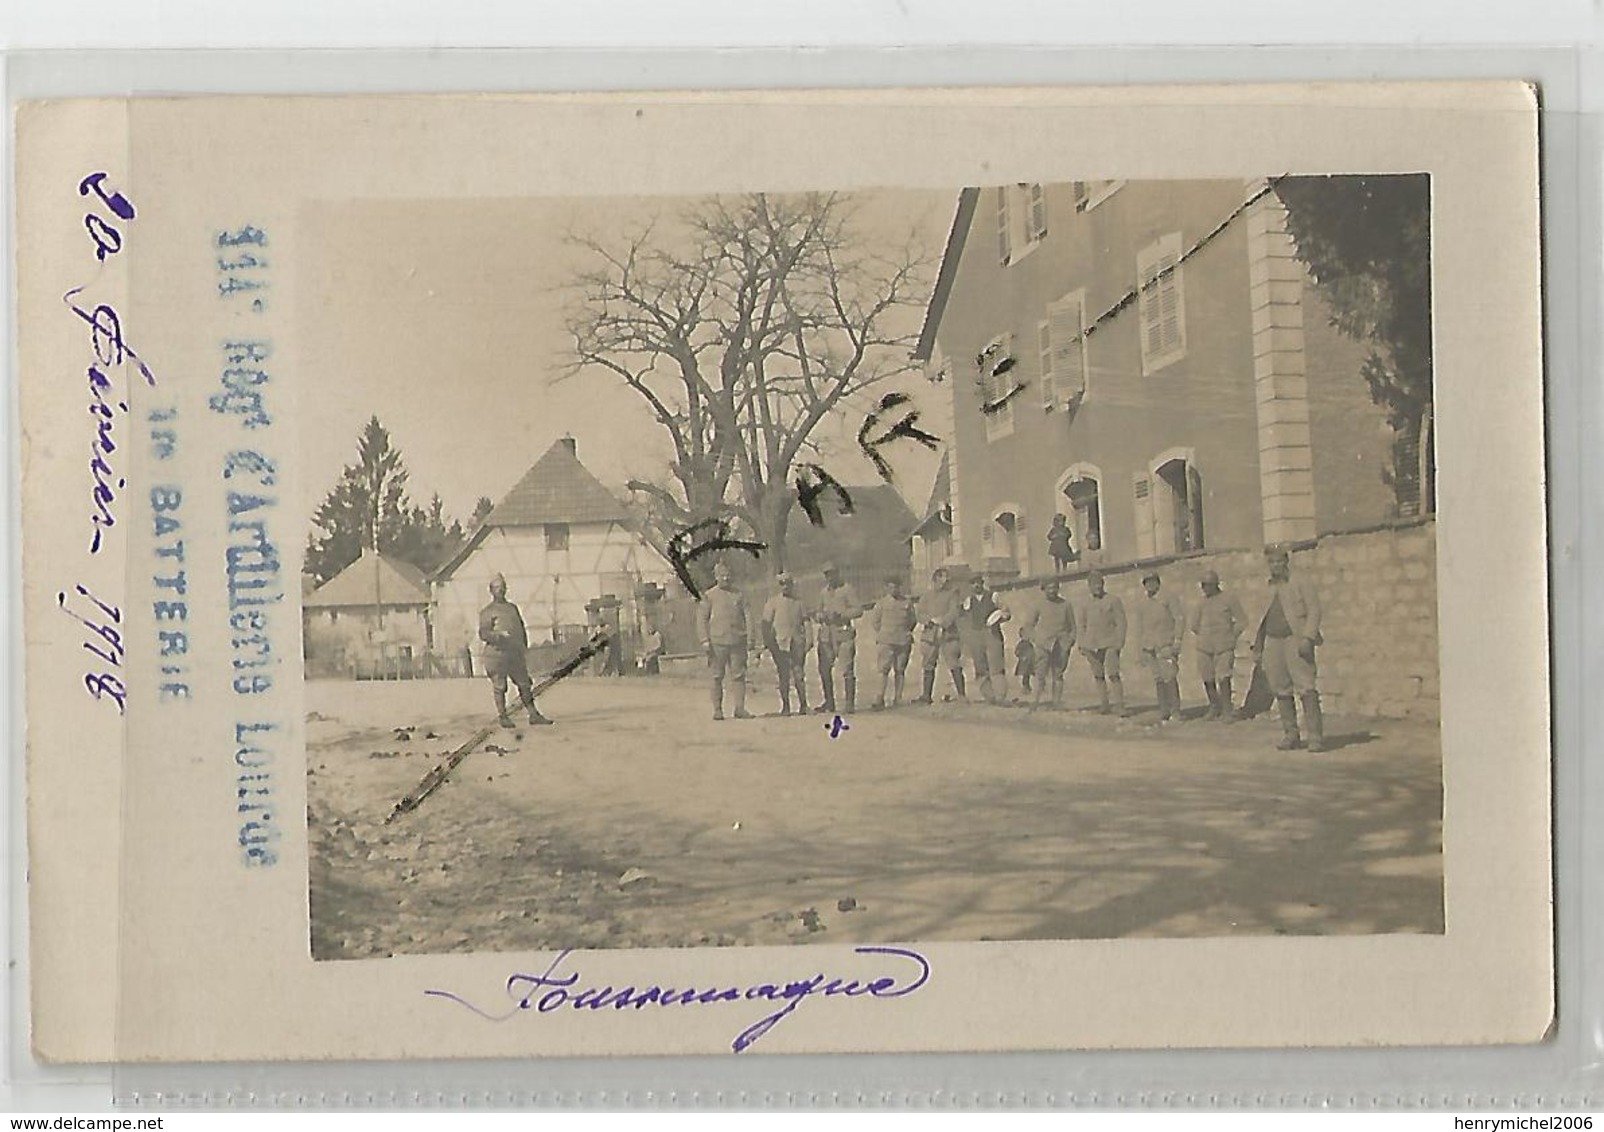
[[995, 518, 1439, 721]]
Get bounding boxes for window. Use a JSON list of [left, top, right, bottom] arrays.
[[1041, 289, 1088, 410], [996, 184, 1046, 266], [1027, 183, 1048, 242], [991, 507, 1028, 577], [1135, 451, 1205, 557], [1071, 180, 1124, 212], [545, 523, 571, 551], [1137, 232, 1186, 374], [1057, 464, 1104, 558], [976, 333, 1017, 441]]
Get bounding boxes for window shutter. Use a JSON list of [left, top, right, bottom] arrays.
[[1071, 181, 1090, 211], [1157, 246, 1184, 355], [1132, 474, 1155, 559], [1186, 463, 1206, 550], [1049, 293, 1086, 401], [1038, 320, 1055, 409], [1028, 183, 1047, 240], [1014, 509, 1030, 575]]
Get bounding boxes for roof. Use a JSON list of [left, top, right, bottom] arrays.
[[911, 452, 952, 537], [912, 188, 980, 363], [304, 549, 431, 609], [783, 484, 918, 576], [483, 439, 627, 528]]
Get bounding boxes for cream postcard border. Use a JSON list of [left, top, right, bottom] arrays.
[[16, 84, 1549, 1062]]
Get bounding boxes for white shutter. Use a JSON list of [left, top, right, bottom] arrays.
[[1049, 292, 1086, 402], [1038, 319, 1055, 409], [1014, 509, 1030, 575], [1157, 240, 1184, 356], [1028, 183, 1047, 240], [1132, 474, 1156, 559]]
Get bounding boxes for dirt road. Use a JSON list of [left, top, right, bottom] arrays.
[[307, 675, 1443, 960]]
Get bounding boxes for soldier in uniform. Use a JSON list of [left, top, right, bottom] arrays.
[[866, 576, 917, 709], [478, 573, 553, 728], [1250, 546, 1325, 751], [1188, 568, 1248, 720], [761, 572, 811, 716], [1078, 571, 1128, 716], [696, 561, 752, 721], [959, 573, 1012, 703], [913, 566, 965, 704], [1136, 570, 1186, 722], [1021, 577, 1077, 709], [814, 563, 864, 714]]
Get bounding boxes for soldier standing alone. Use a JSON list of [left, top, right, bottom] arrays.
[[697, 561, 753, 721], [478, 574, 553, 729], [1250, 546, 1325, 751]]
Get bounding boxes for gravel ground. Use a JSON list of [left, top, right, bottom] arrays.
[[307, 673, 1443, 961]]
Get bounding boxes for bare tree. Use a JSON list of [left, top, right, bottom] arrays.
[[562, 192, 931, 571]]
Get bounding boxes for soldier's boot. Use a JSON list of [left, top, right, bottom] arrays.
[[1275, 695, 1303, 750], [818, 672, 837, 715], [914, 668, 936, 705], [732, 680, 752, 720], [1219, 677, 1236, 722], [952, 669, 967, 701], [779, 687, 792, 717], [1110, 677, 1127, 717], [523, 695, 553, 726], [892, 668, 906, 707], [1166, 680, 1183, 721], [494, 688, 515, 729], [711, 677, 725, 721], [1095, 678, 1111, 714], [1154, 680, 1172, 721], [795, 675, 810, 715], [1301, 691, 1326, 752], [843, 675, 856, 714], [1203, 680, 1220, 719], [1051, 674, 1066, 708]]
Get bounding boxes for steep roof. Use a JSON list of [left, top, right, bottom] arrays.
[[484, 438, 627, 528], [912, 451, 952, 537], [912, 188, 980, 363], [304, 549, 431, 609], [784, 483, 918, 576]]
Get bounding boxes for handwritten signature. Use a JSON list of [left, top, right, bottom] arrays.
[[425, 944, 929, 1053]]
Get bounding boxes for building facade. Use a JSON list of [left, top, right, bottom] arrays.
[[302, 550, 433, 679], [431, 437, 676, 668], [912, 179, 1399, 584]]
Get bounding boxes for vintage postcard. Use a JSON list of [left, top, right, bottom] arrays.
[[15, 84, 1549, 1062]]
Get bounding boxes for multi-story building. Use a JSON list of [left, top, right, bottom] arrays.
[[912, 179, 1400, 583]]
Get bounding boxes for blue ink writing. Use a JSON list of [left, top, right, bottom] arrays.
[[58, 584, 126, 714], [212, 230, 282, 869], [86, 365, 127, 554], [149, 469, 191, 702], [426, 945, 930, 1053], [824, 714, 850, 738], [78, 172, 136, 260]]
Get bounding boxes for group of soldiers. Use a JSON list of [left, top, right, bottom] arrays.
[[694, 546, 1328, 752]]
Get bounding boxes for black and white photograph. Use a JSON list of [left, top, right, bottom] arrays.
[[18, 86, 1547, 1063], [300, 174, 1444, 960]]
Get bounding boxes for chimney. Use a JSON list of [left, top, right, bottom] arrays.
[[560, 435, 577, 456]]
